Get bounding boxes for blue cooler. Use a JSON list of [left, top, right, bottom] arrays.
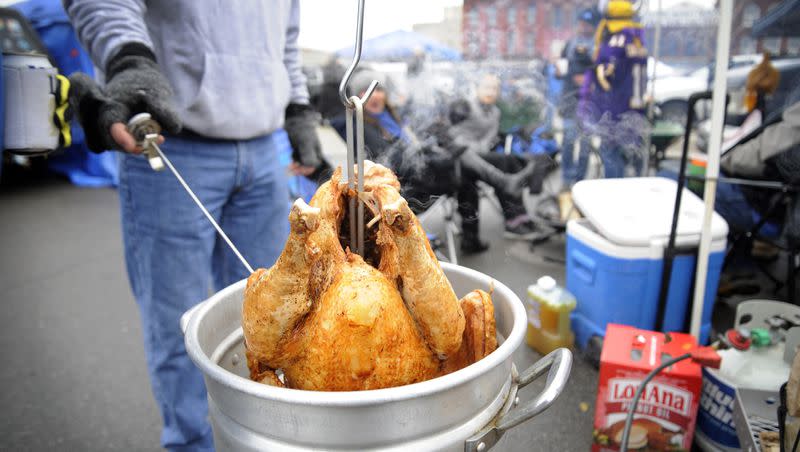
[[567, 177, 728, 348]]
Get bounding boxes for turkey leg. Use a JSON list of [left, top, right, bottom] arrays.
[[242, 198, 321, 377], [373, 184, 465, 359]]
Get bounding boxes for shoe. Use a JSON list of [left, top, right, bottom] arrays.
[[717, 277, 762, 297], [502, 162, 537, 196], [532, 196, 564, 228], [751, 240, 780, 261], [504, 220, 542, 240], [460, 237, 490, 255]]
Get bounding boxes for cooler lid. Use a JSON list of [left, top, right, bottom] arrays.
[[571, 177, 729, 247]]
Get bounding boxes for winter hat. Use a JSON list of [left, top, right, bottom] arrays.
[[349, 69, 386, 96], [578, 8, 600, 26]]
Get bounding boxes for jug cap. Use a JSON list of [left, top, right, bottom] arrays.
[[537, 276, 556, 291]]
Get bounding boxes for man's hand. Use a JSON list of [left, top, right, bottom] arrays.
[[284, 103, 324, 170], [67, 44, 179, 153], [109, 123, 165, 154], [287, 161, 316, 177]]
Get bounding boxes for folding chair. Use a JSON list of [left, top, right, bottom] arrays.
[[415, 194, 461, 265], [678, 92, 800, 304], [720, 177, 800, 304]]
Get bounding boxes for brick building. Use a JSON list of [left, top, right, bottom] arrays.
[[462, 0, 593, 60], [641, 3, 716, 67], [462, 0, 798, 64]]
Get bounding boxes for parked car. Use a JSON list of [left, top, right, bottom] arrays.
[[651, 54, 770, 123]]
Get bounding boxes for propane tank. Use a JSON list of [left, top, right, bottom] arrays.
[[3, 53, 62, 154], [695, 301, 799, 452]]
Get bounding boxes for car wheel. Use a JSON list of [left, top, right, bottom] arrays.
[[659, 100, 688, 125]]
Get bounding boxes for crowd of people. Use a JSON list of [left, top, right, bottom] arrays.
[[331, 71, 554, 253], [313, 2, 654, 253]]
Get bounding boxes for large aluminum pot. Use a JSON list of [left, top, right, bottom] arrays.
[[182, 262, 572, 451]]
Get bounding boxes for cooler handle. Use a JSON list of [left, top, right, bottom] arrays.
[[464, 348, 573, 452], [571, 249, 596, 284]]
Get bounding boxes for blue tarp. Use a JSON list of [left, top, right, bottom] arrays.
[[336, 30, 461, 61]]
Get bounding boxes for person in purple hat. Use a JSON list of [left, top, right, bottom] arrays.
[[584, 0, 650, 178]]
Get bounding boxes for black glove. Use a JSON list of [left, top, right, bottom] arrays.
[[284, 103, 324, 170], [426, 120, 467, 158], [68, 43, 180, 152]]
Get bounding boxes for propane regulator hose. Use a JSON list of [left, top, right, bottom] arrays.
[[619, 353, 693, 452]]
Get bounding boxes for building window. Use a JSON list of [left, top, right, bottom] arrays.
[[685, 35, 698, 56], [552, 5, 563, 28], [507, 29, 516, 55], [739, 36, 756, 54], [562, 6, 572, 29], [527, 4, 537, 25], [488, 30, 499, 56], [663, 34, 679, 57], [742, 3, 761, 27], [468, 7, 479, 28], [486, 5, 497, 28], [788, 37, 800, 55], [762, 37, 781, 54], [507, 6, 517, 26], [527, 33, 536, 56]]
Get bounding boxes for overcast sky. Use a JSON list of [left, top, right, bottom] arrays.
[[298, 0, 715, 52]]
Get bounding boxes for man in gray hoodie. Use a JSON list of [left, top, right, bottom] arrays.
[[64, 1, 324, 450]]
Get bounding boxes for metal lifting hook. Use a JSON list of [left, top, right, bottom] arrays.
[[339, 0, 380, 257], [127, 113, 255, 274]]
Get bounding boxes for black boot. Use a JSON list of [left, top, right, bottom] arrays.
[[460, 235, 490, 254], [458, 151, 536, 197]]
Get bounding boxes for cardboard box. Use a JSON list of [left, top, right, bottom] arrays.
[[592, 324, 702, 452]]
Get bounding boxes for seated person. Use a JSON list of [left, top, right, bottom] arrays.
[[720, 97, 799, 236], [333, 70, 549, 254], [714, 94, 800, 294], [446, 74, 555, 245], [715, 56, 793, 236]]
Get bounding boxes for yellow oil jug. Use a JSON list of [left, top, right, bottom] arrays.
[[526, 276, 576, 354]]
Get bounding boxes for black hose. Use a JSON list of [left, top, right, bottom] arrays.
[[619, 353, 693, 452]]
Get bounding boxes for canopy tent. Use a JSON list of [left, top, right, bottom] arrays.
[[335, 30, 461, 61], [690, 0, 732, 338], [751, 0, 800, 37]]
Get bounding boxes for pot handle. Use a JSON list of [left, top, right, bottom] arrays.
[[180, 301, 207, 336], [464, 348, 573, 452]]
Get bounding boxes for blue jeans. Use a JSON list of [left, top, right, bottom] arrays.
[[596, 114, 647, 178], [118, 133, 290, 451], [561, 118, 591, 187]]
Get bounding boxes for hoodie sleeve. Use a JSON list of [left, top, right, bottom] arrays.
[[721, 102, 800, 178], [283, 0, 310, 105], [64, 0, 153, 72]]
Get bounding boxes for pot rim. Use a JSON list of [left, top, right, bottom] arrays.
[[185, 262, 527, 406]]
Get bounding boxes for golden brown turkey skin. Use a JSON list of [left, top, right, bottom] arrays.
[[242, 199, 320, 369], [441, 289, 498, 375], [278, 252, 439, 391], [242, 162, 497, 391], [372, 184, 466, 359]]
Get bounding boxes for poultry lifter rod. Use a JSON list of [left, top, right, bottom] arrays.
[[339, 0, 379, 256], [128, 113, 255, 274]]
